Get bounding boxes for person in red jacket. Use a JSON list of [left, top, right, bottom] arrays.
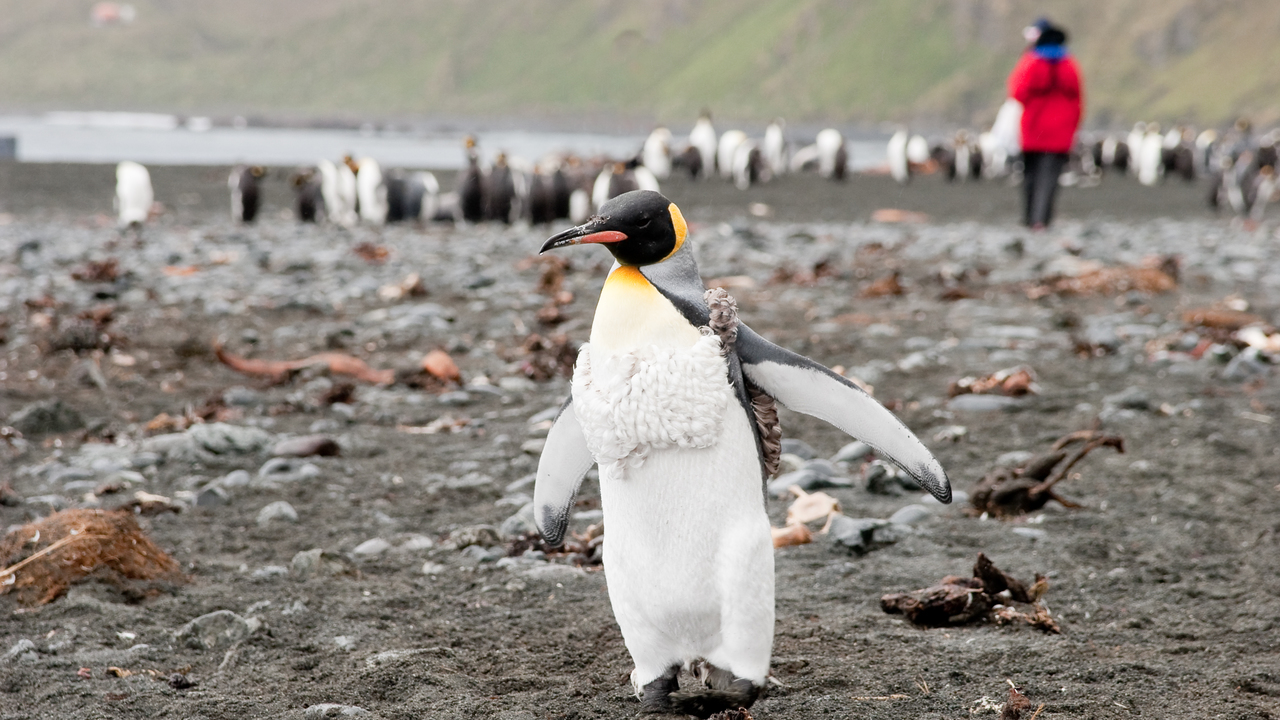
[[1009, 20, 1082, 229]]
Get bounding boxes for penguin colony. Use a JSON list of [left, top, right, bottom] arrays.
[[884, 117, 1278, 220], [534, 189, 951, 716], [115, 112, 1277, 234]]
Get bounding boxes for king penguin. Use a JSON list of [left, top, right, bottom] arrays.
[[534, 190, 951, 717]]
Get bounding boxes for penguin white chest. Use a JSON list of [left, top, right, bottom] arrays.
[[574, 266, 733, 476]]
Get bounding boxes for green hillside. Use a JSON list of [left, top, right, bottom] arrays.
[[2, 0, 1277, 127]]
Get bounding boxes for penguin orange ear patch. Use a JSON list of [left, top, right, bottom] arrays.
[[665, 203, 687, 260]]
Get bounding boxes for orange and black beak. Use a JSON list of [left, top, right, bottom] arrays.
[[539, 218, 628, 254]]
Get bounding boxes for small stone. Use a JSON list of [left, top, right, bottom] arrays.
[[766, 459, 851, 497], [779, 438, 818, 460], [304, 704, 369, 718], [130, 452, 161, 469], [291, 549, 358, 579], [194, 485, 229, 507], [397, 534, 435, 552], [329, 403, 356, 420], [2, 639, 37, 664], [775, 453, 805, 475], [498, 376, 536, 393], [1104, 386, 1151, 411], [947, 394, 1021, 412], [256, 457, 321, 484], [174, 610, 260, 650], [1012, 527, 1047, 540], [520, 439, 545, 455], [251, 565, 289, 580], [256, 500, 298, 526], [168, 673, 197, 690], [187, 423, 272, 456], [216, 469, 252, 488], [447, 525, 503, 549], [437, 391, 472, 407], [222, 386, 263, 407], [421, 561, 446, 575], [499, 503, 538, 539], [8, 400, 84, 436], [352, 538, 391, 557], [526, 406, 560, 425], [333, 636, 357, 652], [271, 435, 340, 457], [888, 504, 932, 526], [505, 474, 536, 493], [460, 545, 505, 564], [826, 515, 888, 553], [832, 440, 874, 463], [995, 450, 1034, 467]]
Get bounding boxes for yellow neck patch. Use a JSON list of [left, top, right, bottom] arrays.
[[591, 265, 701, 353], [663, 203, 687, 262]]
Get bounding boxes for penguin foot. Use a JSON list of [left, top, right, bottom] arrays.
[[668, 665, 764, 718], [638, 665, 681, 714]]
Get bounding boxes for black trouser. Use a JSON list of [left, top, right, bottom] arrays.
[[1022, 151, 1068, 227]]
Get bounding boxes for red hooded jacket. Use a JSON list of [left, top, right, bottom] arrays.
[[1009, 50, 1083, 154]]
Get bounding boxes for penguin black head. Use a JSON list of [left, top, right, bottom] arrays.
[[540, 190, 687, 267]]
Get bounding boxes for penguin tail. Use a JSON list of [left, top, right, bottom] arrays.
[[665, 687, 761, 718]]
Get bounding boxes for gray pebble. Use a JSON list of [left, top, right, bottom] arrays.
[[217, 469, 252, 488], [352, 538, 391, 557], [256, 500, 298, 526], [174, 610, 260, 650], [271, 435, 340, 457], [304, 704, 369, 718], [8, 399, 84, 436], [946, 394, 1022, 412], [826, 515, 889, 553], [251, 565, 289, 580], [437, 391, 472, 407], [995, 450, 1034, 467], [256, 457, 321, 484], [222, 386, 263, 407], [831, 440, 874, 463], [1104, 386, 1151, 411], [1012, 527, 1047, 540], [2, 639, 37, 664], [291, 549, 358, 579], [888, 504, 932, 526], [520, 439, 546, 455], [1223, 348, 1269, 382], [333, 636, 357, 652], [779, 438, 818, 460], [499, 503, 538, 539]]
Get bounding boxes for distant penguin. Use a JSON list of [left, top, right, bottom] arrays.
[[1138, 124, 1164, 186], [593, 161, 661, 209], [457, 137, 485, 223], [413, 171, 440, 221], [689, 111, 718, 179], [731, 140, 764, 190], [906, 134, 931, 167], [385, 170, 410, 222], [717, 130, 748, 180], [486, 152, 517, 223], [814, 128, 847, 180], [317, 158, 357, 227], [1195, 129, 1218, 177], [887, 130, 910, 184], [355, 157, 388, 224], [551, 161, 573, 219], [672, 145, 704, 179], [763, 119, 787, 177], [527, 168, 556, 224], [228, 165, 264, 223], [115, 161, 154, 228], [933, 141, 957, 182], [534, 189, 951, 717], [1127, 122, 1148, 176], [643, 128, 673, 180], [291, 167, 323, 222]]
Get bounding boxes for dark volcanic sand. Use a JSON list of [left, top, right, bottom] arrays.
[[0, 162, 1278, 720]]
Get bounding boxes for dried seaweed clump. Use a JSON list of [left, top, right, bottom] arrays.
[[0, 509, 185, 605], [881, 553, 1059, 633], [970, 429, 1124, 518]]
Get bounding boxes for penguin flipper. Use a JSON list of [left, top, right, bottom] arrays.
[[533, 399, 595, 546], [736, 325, 952, 503]]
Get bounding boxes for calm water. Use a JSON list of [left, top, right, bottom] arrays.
[[0, 114, 887, 170]]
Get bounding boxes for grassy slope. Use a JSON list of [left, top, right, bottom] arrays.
[[1, 0, 1275, 127]]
